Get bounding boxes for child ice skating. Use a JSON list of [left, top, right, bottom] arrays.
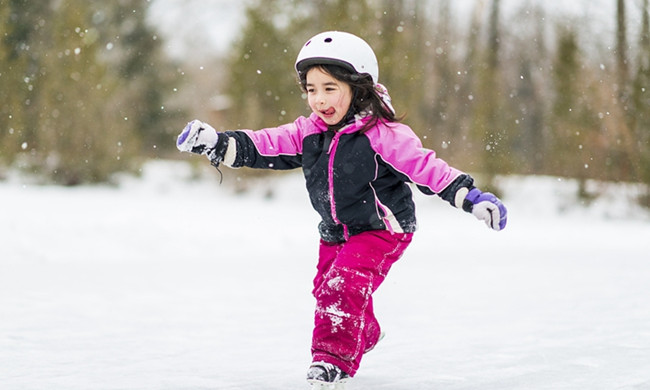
[[176, 31, 507, 388]]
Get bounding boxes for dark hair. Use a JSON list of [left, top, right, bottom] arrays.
[[298, 64, 402, 132]]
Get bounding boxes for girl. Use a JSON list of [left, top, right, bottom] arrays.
[[176, 31, 507, 388]]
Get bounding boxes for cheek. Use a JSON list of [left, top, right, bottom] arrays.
[[337, 93, 352, 111], [307, 96, 319, 111]]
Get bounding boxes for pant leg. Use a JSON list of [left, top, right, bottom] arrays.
[[311, 231, 413, 376], [362, 297, 381, 352], [312, 239, 343, 298]]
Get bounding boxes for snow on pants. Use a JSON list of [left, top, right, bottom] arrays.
[[311, 230, 413, 377]]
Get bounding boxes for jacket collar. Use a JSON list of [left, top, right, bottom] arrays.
[[308, 112, 372, 134]]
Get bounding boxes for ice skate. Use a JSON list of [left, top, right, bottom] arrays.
[[306, 362, 349, 389]]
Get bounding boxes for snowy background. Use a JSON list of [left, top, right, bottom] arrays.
[[2, 160, 650, 389]]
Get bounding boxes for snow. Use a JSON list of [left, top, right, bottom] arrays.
[[1, 160, 650, 389]]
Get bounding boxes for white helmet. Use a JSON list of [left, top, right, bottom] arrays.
[[295, 31, 379, 84]]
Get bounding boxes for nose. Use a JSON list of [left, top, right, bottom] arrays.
[[314, 91, 326, 106]]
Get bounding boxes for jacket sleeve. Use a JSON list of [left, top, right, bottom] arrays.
[[368, 123, 475, 207], [214, 117, 311, 170]]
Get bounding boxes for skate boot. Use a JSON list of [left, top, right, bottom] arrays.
[[306, 362, 349, 389]]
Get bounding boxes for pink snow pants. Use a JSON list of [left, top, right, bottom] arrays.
[[311, 230, 413, 377]]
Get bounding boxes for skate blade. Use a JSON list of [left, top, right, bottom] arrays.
[[308, 380, 347, 390]]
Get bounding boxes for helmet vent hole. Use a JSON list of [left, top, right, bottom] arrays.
[[324, 37, 333, 43]]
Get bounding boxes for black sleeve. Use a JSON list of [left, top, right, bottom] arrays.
[[433, 174, 475, 208], [208, 131, 303, 170]]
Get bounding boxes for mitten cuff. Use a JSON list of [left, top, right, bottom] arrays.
[[437, 174, 475, 209], [206, 133, 230, 165]]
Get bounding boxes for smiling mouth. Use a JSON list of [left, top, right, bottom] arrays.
[[321, 107, 335, 116]]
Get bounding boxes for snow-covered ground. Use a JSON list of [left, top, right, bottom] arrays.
[[1, 160, 649, 390]]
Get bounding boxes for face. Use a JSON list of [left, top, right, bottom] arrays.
[[305, 67, 353, 126]]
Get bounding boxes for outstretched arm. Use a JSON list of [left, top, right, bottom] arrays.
[[176, 119, 304, 170], [368, 123, 508, 231]]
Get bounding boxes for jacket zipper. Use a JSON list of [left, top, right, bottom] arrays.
[[327, 131, 349, 240]]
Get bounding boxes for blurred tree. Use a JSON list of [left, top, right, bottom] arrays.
[[373, 0, 431, 140], [224, 0, 305, 131], [509, 6, 547, 174], [470, 0, 513, 192], [549, 24, 604, 197], [551, 25, 580, 177], [634, 0, 650, 202], [0, 0, 47, 166], [453, 0, 485, 165], [0, 0, 177, 184], [38, 0, 120, 185], [426, 0, 454, 143], [608, 0, 635, 182], [616, 0, 630, 111], [425, 0, 478, 162], [306, 0, 375, 36], [87, 0, 179, 156]]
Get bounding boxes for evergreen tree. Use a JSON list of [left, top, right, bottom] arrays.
[[0, 0, 49, 166], [551, 26, 581, 177], [426, 0, 456, 151], [0, 0, 177, 184], [453, 0, 485, 165], [470, 0, 512, 192], [616, 0, 630, 116], [224, 0, 307, 132], [634, 0, 650, 202], [89, 0, 178, 154], [507, 5, 548, 174], [550, 24, 603, 196], [375, 0, 431, 145], [38, 0, 118, 184]]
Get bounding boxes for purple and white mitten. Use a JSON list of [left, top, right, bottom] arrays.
[[463, 188, 508, 231], [177, 119, 218, 155]]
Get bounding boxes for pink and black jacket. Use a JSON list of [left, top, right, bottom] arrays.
[[210, 113, 474, 242]]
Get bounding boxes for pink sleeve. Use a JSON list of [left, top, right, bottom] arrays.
[[366, 123, 463, 193], [239, 114, 325, 157]]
